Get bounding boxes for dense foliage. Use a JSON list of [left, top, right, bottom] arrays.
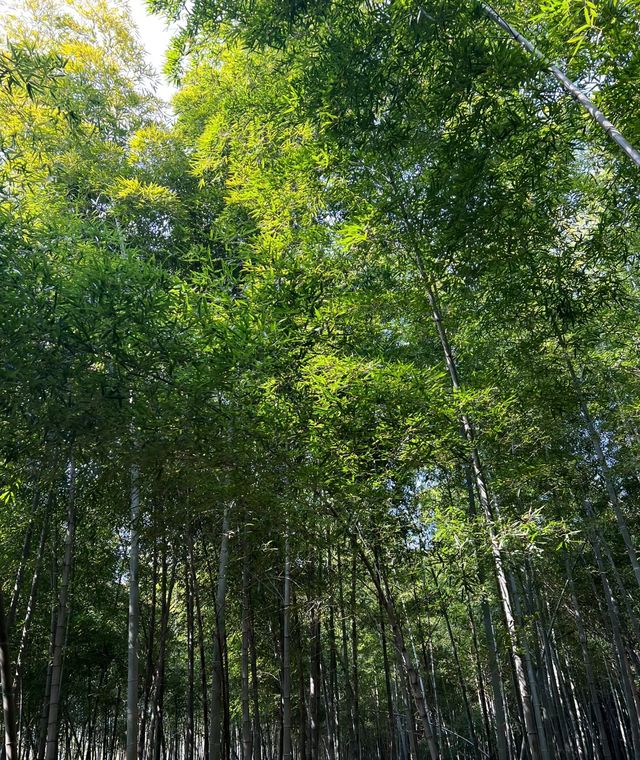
[[1, 1, 640, 759]]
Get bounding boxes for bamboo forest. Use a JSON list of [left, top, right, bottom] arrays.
[[2, 0, 640, 758]]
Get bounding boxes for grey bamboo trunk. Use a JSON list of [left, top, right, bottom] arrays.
[[210, 507, 230, 760], [127, 465, 140, 760], [45, 460, 76, 760], [482, 3, 640, 169], [241, 553, 253, 760], [0, 588, 18, 760], [282, 534, 292, 760], [423, 279, 542, 760]]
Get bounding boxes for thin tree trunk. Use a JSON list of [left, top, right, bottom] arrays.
[[386, 170, 542, 754], [528, 561, 579, 759], [187, 529, 209, 760], [321, 638, 336, 760], [326, 550, 340, 760], [45, 460, 76, 760], [85, 669, 105, 760], [349, 546, 360, 760], [459, 569, 493, 759], [138, 540, 158, 760], [249, 589, 262, 760], [222, 613, 231, 760], [428, 566, 479, 757], [598, 534, 640, 648], [295, 597, 307, 760], [14, 496, 50, 756], [8, 488, 40, 630], [15, 503, 48, 682], [37, 559, 57, 760], [185, 550, 195, 760], [241, 551, 253, 760], [308, 596, 320, 760], [110, 686, 121, 760], [0, 588, 18, 760], [127, 465, 140, 760], [507, 571, 551, 760], [481, 2, 640, 168], [422, 277, 540, 760], [377, 595, 397, 760], [604, 657, 631, 756], [461, 467, 510, 760], [559, 342, 640, 591], [281, 534, 292, 760], [586, 503, 640, 755], [336, 547, 356, 759], [210, 508, 230, 760], [151, 549, 177, 760], [535, 608, 570, 757], [348, 538, 439, 760], [418, 603, 442, 749], [386, 596, 439, 760], [398, 658, 418, 760]]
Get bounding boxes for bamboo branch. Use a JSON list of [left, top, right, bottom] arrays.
[[482, 2, 640, 169]]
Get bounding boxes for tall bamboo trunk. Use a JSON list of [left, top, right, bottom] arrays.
[[249, 581, 261, 760], [349, 547, 360, 760], [428, 566, 479, 756], [110, 685, 122, 760], [352, 541, 439, 760], [138, 541, 158, 760], [127, 465, 140, 760], [459, 569, 493, 758], [185, 551, 195, 760], [396, 651, 418, 760], [241, 552, 253, 760], [187, 529, 209, 760], [45, 460, 76, 760], [377, 594, 397, 760], [281, 534, 292, 760], [36, 558, 57, 760], [295, 595, 307, 760], [598, 535, 640, 647], [421, 277, 541, 760], [560, 343, 640, 591], [0, 588, 18, 760], [507, 572, 551, 760], [461, 468, 510, 760], [85, 669, 105, 760], [14, 496, 50, 755], [210, 508, 230, 760], [15, 500, 48, 682], [8, 487, 40, 630], [336, 547, 357, 759], [533, 598, 572, 757], [222, 619, 231, 760], [150, 549, 176, 760], [385, 593, 439, 760], [481, 2, 640, 168], [309, 599, 321, 760], [326, 550, 340, 760], [585, 502, 640, 755]]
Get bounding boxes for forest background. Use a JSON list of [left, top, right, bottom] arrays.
[[1, 1, 640, 759]]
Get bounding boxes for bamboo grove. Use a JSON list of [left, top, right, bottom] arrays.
[[1, 0, 640, 758]]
